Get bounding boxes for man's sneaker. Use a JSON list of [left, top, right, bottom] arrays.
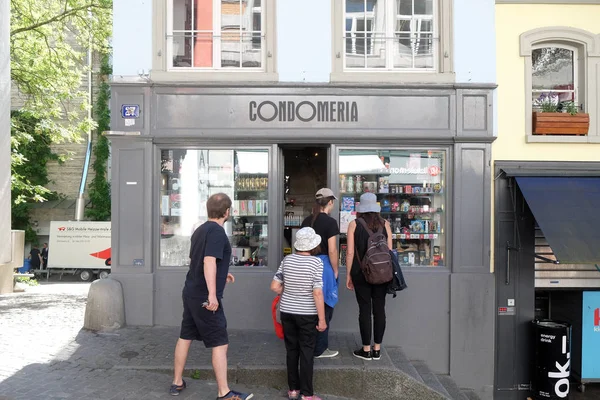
[[371, 349, 381, 360], [288, 390, 300, 399], [169, 380, 186, 396], [217, 390, 254, 400], [315, 348, 339, 358], [300, 396, 322, 400], [353, 348, 372, 361]]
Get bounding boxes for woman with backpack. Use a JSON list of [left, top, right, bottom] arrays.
[[271, 227, 328, 400], [345, 192, 393, 361], [301, 188, 340, 359]]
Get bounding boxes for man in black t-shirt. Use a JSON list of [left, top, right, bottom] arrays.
[[170, 193, 253, 400]]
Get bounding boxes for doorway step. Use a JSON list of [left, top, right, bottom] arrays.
[[387, 346, 481, 400]]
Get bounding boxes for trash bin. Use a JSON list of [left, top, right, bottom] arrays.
[[532, 320, 572, 399], [17, 258, 31, 273]]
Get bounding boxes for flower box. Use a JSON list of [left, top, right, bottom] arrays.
[[532, 112, 589, 136]]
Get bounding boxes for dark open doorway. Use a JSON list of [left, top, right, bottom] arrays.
[[281, 145, 329, 254]]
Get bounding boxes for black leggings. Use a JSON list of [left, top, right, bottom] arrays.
[[353, 273, 387, 346], [281, 312, 318, 396]]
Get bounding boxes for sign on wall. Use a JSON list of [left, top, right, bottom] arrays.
[[48, 221, 111, 269]]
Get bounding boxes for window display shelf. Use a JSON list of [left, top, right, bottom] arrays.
[[340, 191, 443, 196]]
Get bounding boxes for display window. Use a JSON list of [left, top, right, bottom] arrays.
[[338, 148, 446, 267], [160, 149, 269, 267]]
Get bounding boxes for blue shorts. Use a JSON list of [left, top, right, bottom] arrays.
[[179, 296, 229, 348]]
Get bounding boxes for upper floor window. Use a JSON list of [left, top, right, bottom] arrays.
[[344, 0, 436, 71], [168, 0, 264, 70], [532, 45, 579, 112], [520, 27, 600, 142]]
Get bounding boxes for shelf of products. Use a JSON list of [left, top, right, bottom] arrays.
[[338, 149, 446, 268]]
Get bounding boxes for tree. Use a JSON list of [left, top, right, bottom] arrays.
[[10, 0, 112, 206]]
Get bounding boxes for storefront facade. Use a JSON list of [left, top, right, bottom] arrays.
[[109, 82, 496, 395]]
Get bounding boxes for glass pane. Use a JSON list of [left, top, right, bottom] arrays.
[[251, 0, 262, 50], [221, 31, 241, 67], [414, 0, 433, 15], [532, 91, 575, 111], [366, 34, 386, 68], [172, 0, 192, 31], [221, 0, 241, 30], [193, 32, 213, 67], [338, 149, 446, 268], [346, 37, 367, 68], [532, 47, 574, 91], [172, 34, 193, 67], [413, 35, 434, 69], [242, 32, 262, 68], [160, 149, 269, 268]]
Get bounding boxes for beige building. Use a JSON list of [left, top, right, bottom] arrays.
[[493, 2, 600, 398]]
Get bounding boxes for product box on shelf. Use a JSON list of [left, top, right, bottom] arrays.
[[341, 197, 355, 212], [378, 177, 389, 194], [247, 200, 255, 216], [240, 200, 247, 216], [232, 200, 240, 216], [362, 181, 377, 193]]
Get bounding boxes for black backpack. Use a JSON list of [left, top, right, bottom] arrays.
[[355, 218, 393, 285]]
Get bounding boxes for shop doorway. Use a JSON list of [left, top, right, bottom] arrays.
[[280, 145, 330, 255]]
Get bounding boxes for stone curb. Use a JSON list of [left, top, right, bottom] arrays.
[[112, 364, 447, 399]]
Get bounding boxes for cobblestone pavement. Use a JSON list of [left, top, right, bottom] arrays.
[[0, 281, 350, 400]]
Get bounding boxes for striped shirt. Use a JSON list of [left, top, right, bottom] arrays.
[[273, 254, 324, 315]]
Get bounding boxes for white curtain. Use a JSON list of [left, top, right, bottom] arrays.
[[372, 0, 385, 57]]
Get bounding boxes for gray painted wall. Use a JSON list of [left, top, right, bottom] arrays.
[[108, 84, 495, 398], [0, 0, 11, 266]]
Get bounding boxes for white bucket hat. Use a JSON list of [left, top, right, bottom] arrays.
[[356, 192, 381, 213], [294, 227, 322, 252]]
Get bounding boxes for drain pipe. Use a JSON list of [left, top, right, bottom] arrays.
[[75, 8, 93, 221]]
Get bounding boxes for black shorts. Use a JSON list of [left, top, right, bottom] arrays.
[[179, 296, 229, 348]]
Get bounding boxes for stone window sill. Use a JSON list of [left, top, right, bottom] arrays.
[[527, 135, 600, 144]]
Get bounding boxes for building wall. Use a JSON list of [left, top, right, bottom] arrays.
[[0, 0, 11, 265], [494, 4, 600, 162], [492, 4, 600, 271], [113, 0, 498, 84]]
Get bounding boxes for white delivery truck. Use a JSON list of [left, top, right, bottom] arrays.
[[47, 221, 111, 281]]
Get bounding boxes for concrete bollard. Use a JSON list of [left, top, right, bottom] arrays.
[[84, 277, 125, 331]]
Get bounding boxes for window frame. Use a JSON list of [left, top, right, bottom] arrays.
[[334, 145, 451, 270], [331, 0, 454, 83], [156, 146, 273, 270], [342, 0, 438, 71], [531, 43, 579, 110], [152, 0, 278, 82], [520, 27, 600, 143]]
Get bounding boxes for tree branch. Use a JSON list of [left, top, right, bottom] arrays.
[[10, 2, 111, 36]]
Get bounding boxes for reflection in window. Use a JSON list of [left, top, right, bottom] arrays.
[[170, 0, 264, 69], [338, 149, 446, 267], [532, 46, 577, 110], [160, 149, 269, 267], [344, 0, 435, 70]]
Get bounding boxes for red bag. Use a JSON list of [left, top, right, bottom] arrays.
[[271, 295, 284, 340]]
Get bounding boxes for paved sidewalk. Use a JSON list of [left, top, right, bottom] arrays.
[[0, 283, 352, 399]]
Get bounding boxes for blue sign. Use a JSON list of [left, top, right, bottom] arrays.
[[582, 291, 600, 379], [121, 104, 140, 119]]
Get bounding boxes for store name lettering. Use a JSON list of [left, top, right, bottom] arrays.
[[249, 101, 359, 123]]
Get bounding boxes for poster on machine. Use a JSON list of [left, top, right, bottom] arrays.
[[48, 221, 111, 269]]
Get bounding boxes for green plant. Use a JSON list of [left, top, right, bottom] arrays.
[[15, 276, 39, 286], [86, 53, 112, 221], [10, 111, 60, 243], [191, 370, 201, 380], [562, 101, 579, 116]]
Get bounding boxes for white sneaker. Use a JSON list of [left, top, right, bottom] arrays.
[[315, 349, 339, 358]]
